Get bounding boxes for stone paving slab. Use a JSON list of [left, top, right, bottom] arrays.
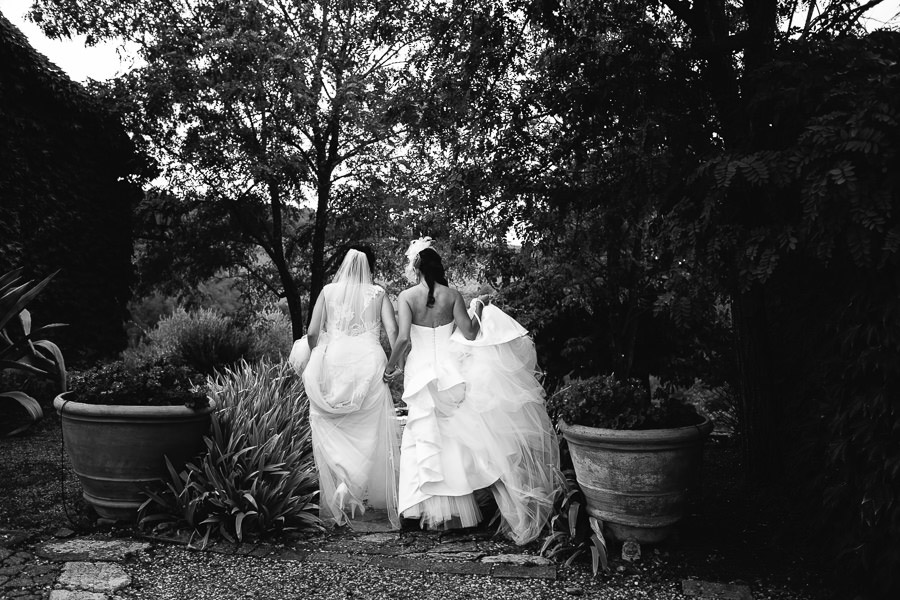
[[492, 564, 557, 580], [233, 544, 276, 558], [57, 561, 131, 593], [355, 532, 400, 544], [481, 553, 554, 566], [344, 544, 410, 556], [427, 541, 480, 553], [277, 550, 309, 561], [683, 579, 753, 600], [370, 555, 494, 576], [49, 590, 108, 600], [425, 550, 485, 561], [307, 551, 370, 565], [345, 509, 399, 533], [38, 539, 149, 563]]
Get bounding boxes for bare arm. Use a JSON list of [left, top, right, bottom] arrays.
[[385, 292, 412, 377], [381, 292, 398, 350], [452, 290, 487, 341], [307, 291, 326, 350]]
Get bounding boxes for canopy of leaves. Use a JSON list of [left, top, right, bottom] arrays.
[[0, 12, 143, 362]]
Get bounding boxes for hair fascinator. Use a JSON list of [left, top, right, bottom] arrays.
[[404, 236, 434, 282]]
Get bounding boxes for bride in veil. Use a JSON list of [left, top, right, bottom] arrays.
[[299, 247, 402, 529]]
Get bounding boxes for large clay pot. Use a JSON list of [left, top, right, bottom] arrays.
[[559, 416, 713, 544], [54, 393, 214, 521]]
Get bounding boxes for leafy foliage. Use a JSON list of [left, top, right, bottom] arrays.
[[68, 357, 207, 408], [136, 308, 254, 376], [0, 14, 141, 361], [540, 469, 609, 576], [126, 306, 291, 375], [140, 360, 321, 545], [676, 32, 900, 597], [548, 374, 701, 431], [29, 0, 447, 337], [247, 305, 294, 364], [804, 274, 900, 599], [0, 269, 66, 435]]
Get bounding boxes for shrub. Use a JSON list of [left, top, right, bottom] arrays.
[[248, 304, 293, 363], [131, 307, 254, 375], [141, 360, 321, 545], [547, 374, 701, 430], [125, 291, 177, 347], [804, 277, 900, 599], [67, 357, 208, 408]]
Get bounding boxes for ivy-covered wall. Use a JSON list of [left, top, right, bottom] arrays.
[[0, 13, 140, 363]]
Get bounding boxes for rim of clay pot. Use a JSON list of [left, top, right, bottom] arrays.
[[559, 416, 713, 446], [54, 391, 216, 418]]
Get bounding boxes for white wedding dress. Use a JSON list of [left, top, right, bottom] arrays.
[[303, 279, 401, 529], [398, 305, 560, 544]]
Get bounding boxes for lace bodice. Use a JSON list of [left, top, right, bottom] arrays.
[[323, 283, 384, 337]]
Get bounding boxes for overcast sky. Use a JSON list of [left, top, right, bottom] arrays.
[[2, 0, 899, 83], [1, 0, 134, 82]]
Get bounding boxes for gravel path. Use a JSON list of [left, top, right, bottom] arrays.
[[1, 415, 830, 600]]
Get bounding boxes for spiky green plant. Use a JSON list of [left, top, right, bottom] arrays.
[[540, 468, 609, 576], [141, 359, 321, 545], [1, 268, 66, 435]]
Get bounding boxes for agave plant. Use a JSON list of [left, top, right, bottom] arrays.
[[0, 268, 66, 435]]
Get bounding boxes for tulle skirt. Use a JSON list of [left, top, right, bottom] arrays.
[[303, 332, 401, 528], [399, 306, 560, 543], [451, 325, 561, 545]]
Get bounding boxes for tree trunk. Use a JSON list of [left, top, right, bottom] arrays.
[[729, 0, 780, 484], [282, 268, 305, 340], [686, 0, 781, 485], [309, 169, 331, 321], [731, 284, 780, 482]]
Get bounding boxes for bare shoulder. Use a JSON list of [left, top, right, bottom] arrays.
[[398, 286, 419, 303]]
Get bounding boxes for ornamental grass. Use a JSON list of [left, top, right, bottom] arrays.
[[141, 359, 321, 545]]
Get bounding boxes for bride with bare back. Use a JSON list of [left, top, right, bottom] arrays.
[[384, 238, 560, 544]]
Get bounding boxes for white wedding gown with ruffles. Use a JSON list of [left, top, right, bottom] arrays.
[[303, 283, 401, 529], [398, 305, 560, 544]]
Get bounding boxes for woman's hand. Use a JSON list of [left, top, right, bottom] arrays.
[[383, 366, 403, 382], [469, 293, 492, 313]]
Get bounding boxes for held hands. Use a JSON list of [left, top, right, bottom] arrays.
[[383, 366, 403, 382]]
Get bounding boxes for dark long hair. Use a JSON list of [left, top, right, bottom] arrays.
[[417, 247, 448, 308]]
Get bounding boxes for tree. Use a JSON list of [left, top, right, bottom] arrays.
[[648, 0, 895, 483], [30, 0, 430, 337]]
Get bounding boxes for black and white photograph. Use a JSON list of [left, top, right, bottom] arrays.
[[1, 1, 898, 598]]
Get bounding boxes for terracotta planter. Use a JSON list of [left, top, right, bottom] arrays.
[[559, 416, 713, 544], [54, 393, 215, 521]]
